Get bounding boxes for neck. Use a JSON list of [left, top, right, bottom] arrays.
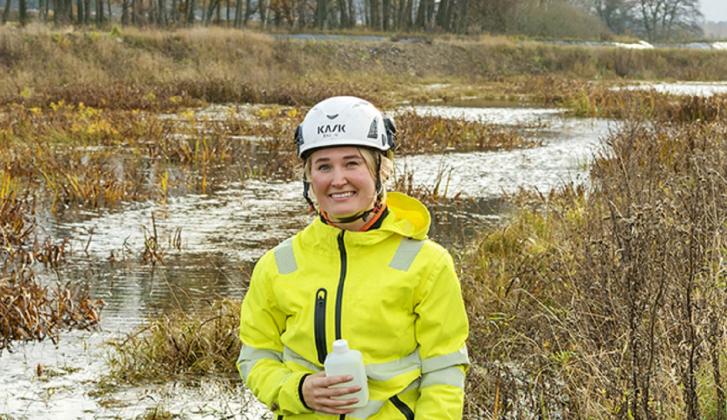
[[332, 218, 367, 231], [322, 202, 387, 232]]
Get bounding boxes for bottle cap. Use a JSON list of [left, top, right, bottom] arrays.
[[332, 339, 349, 354]]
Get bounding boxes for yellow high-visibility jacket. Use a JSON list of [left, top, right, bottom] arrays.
[[237, 192, 469, 419]]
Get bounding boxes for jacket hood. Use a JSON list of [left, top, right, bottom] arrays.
[[382, 192, 430, 240]]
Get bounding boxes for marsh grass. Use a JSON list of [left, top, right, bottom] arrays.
[[519, 76, 727, 122], [395, 110, 538, 154], [461, 118, 727, 417], [0, 193, 104, 351], [3, 101, 535, 215], [106, 299, 240, 383]]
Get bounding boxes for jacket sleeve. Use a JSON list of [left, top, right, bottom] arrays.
[[237, 252, 312, 416], [413, 250, 470, 419]]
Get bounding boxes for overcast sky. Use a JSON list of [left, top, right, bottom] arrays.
[[701, 0, 727, 22]]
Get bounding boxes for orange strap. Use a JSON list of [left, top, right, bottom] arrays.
[[319, 203, 387, 232], [358, 203, 387, 232]]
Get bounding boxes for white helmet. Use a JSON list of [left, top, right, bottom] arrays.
[[295, 96, 396, 158]]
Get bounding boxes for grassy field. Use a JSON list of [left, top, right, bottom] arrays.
[[2, 26, 727, 110]]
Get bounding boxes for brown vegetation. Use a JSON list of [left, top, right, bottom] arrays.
[[106, 299, 240, 382], [3, 28, 727, 112], [0, 192, 104, 351], [521, 76, 727, 121], [462, 117, 727, 417]]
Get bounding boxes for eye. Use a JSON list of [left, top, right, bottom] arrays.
[[317, 164, 331, 172], [346, 160, 361, 168]]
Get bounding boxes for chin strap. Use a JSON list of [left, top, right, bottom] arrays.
[[320, 201, 386, 231], [303, 181, 316, 213], [320, 206, 376, 225]]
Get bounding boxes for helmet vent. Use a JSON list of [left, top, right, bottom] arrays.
[[367, 118, 378, 139]]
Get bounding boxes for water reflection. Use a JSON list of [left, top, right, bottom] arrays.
[[615, 81, 727, 97], [399, 112, 615, 198], [405, 104, 565, 125]]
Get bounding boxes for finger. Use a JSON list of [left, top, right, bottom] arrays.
[[322, 397, 359, 408], [321, 374, 354, 386], [319, 385, 362, 398]]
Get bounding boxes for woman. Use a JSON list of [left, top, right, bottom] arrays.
[[237, 96, 469, 419]]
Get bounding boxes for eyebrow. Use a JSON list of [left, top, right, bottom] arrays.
[[313, 155, 363, 164]]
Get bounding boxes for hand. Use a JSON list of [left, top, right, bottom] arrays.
[[302, 372, 361, 414]]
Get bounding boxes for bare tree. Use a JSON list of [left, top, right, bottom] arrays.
[[456, 0, 469, 32], [370, 0, 380, 29], [592, 0, 634, 33], [337, 0, 348, 27], [314, 0, 326, 27], [635, 0, 702, 41], [2, 0, 12, 24], [97, 0, 105, 24]]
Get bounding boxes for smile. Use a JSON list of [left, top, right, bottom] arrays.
[[329, 191, 356, 199]]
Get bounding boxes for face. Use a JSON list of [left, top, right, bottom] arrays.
[[309, 147, 377, 218]]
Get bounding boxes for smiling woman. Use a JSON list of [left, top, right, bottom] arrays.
[[236, 96, 470, 419]]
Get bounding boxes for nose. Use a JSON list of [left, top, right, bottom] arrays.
[[330, 167, 348, 188]]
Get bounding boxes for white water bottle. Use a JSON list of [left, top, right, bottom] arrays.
[[324, 339, 369, 408]]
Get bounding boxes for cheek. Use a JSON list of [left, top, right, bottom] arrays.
[[357, 172, 377, 192], [309, 174, 328, 197]]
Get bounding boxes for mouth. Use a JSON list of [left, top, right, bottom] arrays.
[[329, 191, 356, 200]]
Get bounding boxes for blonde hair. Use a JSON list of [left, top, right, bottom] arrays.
[[303, 147, 393, 204]]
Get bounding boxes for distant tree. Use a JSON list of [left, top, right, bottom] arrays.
[[455, 0, 469, 32], [97, 0, 105, 24], [17, 0, 26, 24], [372, 0, 382, 29], [314, 0, 326, 27], [635, 0, 702, 41], [591, 0, 635, 33], [435, 0, 452, 30], [2, 0, 12, 23]]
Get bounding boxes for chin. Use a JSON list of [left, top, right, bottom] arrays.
[[326, 204, 364, 217]]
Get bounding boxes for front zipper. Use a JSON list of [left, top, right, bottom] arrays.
[[389, 395, 414, 420], [335, 231, 347, 340], [314, 288, 328, 364], [336, 231, 349, 420]]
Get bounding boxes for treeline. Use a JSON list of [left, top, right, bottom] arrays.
[[1, 0, 704, 41]]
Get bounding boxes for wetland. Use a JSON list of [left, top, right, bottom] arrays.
[[1, 28, 726, 419]]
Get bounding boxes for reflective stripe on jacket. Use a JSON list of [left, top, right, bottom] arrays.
[[237, 192, 470, 419]]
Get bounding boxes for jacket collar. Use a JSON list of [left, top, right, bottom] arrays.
[[298, 192, 430, 252]]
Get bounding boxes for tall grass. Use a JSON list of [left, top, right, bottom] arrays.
[[0, 192, 104, 351], [106, 299, 240, 383], [462, 118, 727, 417]]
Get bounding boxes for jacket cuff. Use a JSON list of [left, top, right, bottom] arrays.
[[298, 373, 312, 410], [279, 371, 314, 414]]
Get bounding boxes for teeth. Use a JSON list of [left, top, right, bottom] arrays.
[[331, 192, 355, 198]]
